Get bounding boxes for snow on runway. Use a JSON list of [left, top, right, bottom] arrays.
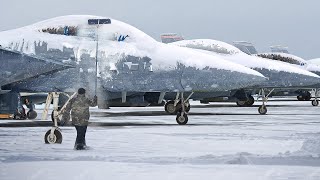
[[1, 100, 320, 180]]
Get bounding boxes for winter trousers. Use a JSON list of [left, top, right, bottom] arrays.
[[75, 125, 87, 146]]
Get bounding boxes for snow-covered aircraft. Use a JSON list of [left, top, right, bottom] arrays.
[[256, 52, 320, 105], [0, 15, 268, 142], [171, 39, 320, 114]]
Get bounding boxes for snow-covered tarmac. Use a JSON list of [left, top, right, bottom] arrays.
[[1, 100, 320, 180]]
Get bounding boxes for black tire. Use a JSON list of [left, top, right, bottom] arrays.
[[245, 96, 255, 106], [165, 101, 177, 115], [176, 112, 188, 125], [305, 95, 312, 101], [27, 110, 37, 120], [297, 95, 304, 101], [176, 102, 190, 112], [312, 100, 319, 106], [200, 100, 209, 104], [44, 129, 63, 144], [258, 105, 267, 115], [236, 100, 247, 107]]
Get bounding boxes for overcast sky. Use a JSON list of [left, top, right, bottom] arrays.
[[0, 0, 319, 59]]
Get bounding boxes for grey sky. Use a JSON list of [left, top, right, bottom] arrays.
[[0, 0, 319, 59]]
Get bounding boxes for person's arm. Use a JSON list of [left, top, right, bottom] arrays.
[[88, 95, 97, 107], [62, 96, 76, 116]]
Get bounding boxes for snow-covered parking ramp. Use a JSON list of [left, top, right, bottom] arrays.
[[1, 101, 320, 180]]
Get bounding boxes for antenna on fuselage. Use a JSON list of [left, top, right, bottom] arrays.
[[88, 18, 111, 96]]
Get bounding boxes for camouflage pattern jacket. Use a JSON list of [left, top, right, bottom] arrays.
[[64, 94, 97, 126]]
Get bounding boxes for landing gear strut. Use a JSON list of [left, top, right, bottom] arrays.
[[175, 92, 189, 125], [42, 92, 75, 144], [312, 89, 319, 106], [163, 92, 193, 125], [42, 92, 63, 144], [164, 92, 192, 115], [257, 88, 274, 115]]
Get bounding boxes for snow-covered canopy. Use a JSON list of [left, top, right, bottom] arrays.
[[257, 53, 320, 73], [257, 53, 307, 66], [174, 39, 241, 55]]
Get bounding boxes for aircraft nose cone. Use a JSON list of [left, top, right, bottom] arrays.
[[180, 68, 266, 92], [255, 68, 320, 88]]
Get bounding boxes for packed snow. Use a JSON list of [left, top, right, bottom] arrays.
[[1, 100, 320, 179], [309, 58, 320, 66]]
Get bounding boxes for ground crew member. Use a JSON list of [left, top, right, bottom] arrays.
[[63, 88, 97, 150]]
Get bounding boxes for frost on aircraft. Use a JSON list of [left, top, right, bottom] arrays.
[[256, 52, 320, 105], [171, 39, 320, 114], [0, 15, 266, 129]]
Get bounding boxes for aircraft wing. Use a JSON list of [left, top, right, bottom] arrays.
[[0, 47, 75, 88]]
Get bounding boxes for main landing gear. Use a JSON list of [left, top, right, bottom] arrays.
[[257, 88, 274, 115], [164, 92, 193, 125], [236, 95, 255, 107], [297, 91, 311, 101], [164, 92, 192, 115]]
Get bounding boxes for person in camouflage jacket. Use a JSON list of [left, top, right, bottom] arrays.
[[64, 88, 97, 150]]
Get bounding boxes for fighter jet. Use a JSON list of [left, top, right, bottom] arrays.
[[256, 52, 320, 106], [0, 15, 266, 137], [171, 39, 320, 114]]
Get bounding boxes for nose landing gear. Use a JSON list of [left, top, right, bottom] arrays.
[[257, 88, 274, 115], [311, 89, 319, 106], [164, 92, 193, 125], [42, 92, 75, 144], [175, 92, 190, 125]]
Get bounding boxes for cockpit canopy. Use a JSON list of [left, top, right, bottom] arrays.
[[257, 53, 307, 66], [30, 15, 155, 43], [173, 39, 241, 55]]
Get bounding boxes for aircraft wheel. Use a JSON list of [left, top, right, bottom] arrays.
[[245, 96, 255, 106], [27, 110, 37, 120], [305, 95, 312, 101], [258, 105, 267, 115], [312, 100, 319, 106], [44, 129, 62, 144], [297, 95, 304, 101], [165, 101, 177, 114], [176, 112, 188, 125], [236, 100, 247, 107]]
